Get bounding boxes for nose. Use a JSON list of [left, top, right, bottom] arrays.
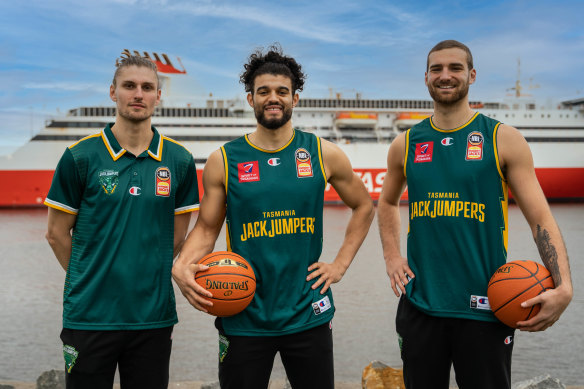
[[134, 86, 144, 100]]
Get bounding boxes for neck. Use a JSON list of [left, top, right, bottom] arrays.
[[248, 121, 294, 150], [111, 116, 153, 156], [431, 98, 475, 130]]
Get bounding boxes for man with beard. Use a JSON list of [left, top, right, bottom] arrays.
[[377, 40, 572, 388], [44, 54, 199, 388], [172, 44, 374, 389]]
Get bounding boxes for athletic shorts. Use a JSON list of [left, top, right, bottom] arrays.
[[396, 296, 515, 389], [60, 326, 173, 389], [216, 320, 334, 389]]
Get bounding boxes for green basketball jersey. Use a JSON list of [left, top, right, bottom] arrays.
[[404, 113, 508, 322], [45, 124, 199, 330], [220, 130, 334, 336]]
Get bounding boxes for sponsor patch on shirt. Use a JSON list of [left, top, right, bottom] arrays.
[[295, 148, 313, 178], [470, 295, 491, 310], [238, 161, 260, 182], [267, 157, 281, 166], [155, 167, 171, 196], [414, 142, 433, 163], [441, 137, 454, 146], [465, 131, 484, 160], [312, 295, 332, 315], [129, 186, 141, 196]]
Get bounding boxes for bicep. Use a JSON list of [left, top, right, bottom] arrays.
[[379, 133, 407, 206], [47, 207, 77, 236], [196, 150, 227, 234]]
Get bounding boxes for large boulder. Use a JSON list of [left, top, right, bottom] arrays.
[[512, 375, 566, 389], [362, 360, 405, 389], [36, 370, 66, 389]]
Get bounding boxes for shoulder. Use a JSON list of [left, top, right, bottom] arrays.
[[162, 136, 192, 155], [68, 132, 102, 153], [496, 123, 531, 170]]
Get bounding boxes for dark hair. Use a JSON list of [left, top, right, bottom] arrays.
[[113, 53, 160, 90], [240, 43, 306, 94], [427, 40, 473, 71]]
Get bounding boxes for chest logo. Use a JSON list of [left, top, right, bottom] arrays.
[[441, 137, 454, 146], [267, 157, 281, 166], [129, 186, 141, 196], [238, 161, 260, 182], [155, 167, 171, 197], [98, 169, 119, 195], [466, 131, 484, 161], [414, 142, 434, 163], [295, 148, 313, 178]]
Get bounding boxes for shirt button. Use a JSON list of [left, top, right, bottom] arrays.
[[133, 172, 138, 176]]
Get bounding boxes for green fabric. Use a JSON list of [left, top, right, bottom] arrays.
[[45, 123, 199, 330], [220, 130, 334, 336], [404, 113, 508, 322]]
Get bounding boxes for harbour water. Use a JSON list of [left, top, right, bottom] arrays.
[[0, 204, 582, 385]]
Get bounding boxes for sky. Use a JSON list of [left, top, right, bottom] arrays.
[[1, 0, 583, 151]]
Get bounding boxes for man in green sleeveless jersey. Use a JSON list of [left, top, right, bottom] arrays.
[[378, 40, 573, 389], [45, 54, 199, 389], [173, 44, 374, 389]]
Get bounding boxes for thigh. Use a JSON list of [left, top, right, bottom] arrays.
[[118, 326, 173, 389], [60, 328, 119, 389], [217, 329, 277, 389], [395, 296, 451, 389], [452, 319, 515, 389], [279, 322, 334, 389]]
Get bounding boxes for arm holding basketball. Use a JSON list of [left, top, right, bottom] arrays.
[[46, 207, 77, 271], [498, 124, 573, 331], [306, 139, 374, 294], [377, 132, 414, 297], [172, 149, 226, 312]]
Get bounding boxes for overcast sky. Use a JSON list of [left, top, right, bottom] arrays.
[[1, 0, 583, 150]]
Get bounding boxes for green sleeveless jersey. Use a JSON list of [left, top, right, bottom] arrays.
[[220, 130, 334, 336], [404, 113, 508, 322]]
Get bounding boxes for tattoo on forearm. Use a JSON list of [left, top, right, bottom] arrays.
[[535, 225, 562, 286]]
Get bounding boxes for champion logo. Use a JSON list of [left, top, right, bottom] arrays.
[[441, 137, 454, 146], [129, 186, 141, 196], [504, 336, 513, 345], [268, 158, 281, 166]]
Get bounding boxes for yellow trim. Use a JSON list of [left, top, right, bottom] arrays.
[[175, 205, 200, 215], [226, 220, 232, 251], [501, 181, 509, 255], [403, 129, 411, 178], [220, 146, 228, 195], [44, 201, 78, 215], [317, 137, 327, 182], [429, 112, 480, 133], [68, 133, 101, 149], [492, 123, 505, 181], [101, 131, 126, 161], [244, 130, 296, 153], [147, 135, 164, 162]]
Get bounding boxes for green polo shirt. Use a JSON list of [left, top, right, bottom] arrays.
[[45, 123, 199, 330]]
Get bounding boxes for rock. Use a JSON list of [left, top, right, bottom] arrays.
[[200, 381, 220, 389], [283, 377, 291, 389], [512, 375, 566, 389], [36, 370, 66, 389], [0, 384, 15, 389], [362, 360, 405, 389]]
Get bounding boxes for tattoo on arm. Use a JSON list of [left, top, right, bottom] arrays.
[[535, 225, 562, 286]]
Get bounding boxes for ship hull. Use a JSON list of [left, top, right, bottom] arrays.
[[1, 166, 582, 207]]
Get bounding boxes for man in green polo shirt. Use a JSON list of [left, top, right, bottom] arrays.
[[44, 54, 199, 389]]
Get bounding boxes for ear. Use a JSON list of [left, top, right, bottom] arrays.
[[110, 84, 116, 102], [469, 68, 477, 85], [246, 93, 254, 108], [292, 92, 299, 107], [155, 88, 161, 106], [424, 72, 429, 87]]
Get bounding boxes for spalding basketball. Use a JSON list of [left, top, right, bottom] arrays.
[[487, 260, 554, 328], [195, 251, 256, 317]]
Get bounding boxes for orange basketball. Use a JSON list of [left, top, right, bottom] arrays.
[[195, 251, 256, 317], [487, 260, 554, 328]]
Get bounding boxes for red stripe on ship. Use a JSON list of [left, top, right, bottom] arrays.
[[1, 168, 583, 207]]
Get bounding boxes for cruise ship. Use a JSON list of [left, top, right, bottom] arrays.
[[1, 51, 583, 206]]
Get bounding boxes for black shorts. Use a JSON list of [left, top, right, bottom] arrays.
[[60, 326, 173, 389], [216, 320, 334, 389], [396, 296, 515, 389]]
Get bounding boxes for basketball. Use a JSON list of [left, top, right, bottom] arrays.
[[487, 260, 554, 328], [195, 251, 256, 317]]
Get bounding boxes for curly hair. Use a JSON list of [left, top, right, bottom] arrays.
[[113, 52, 160, 90], [427, 40, 473, 71], [240, 43, 306, 94]]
